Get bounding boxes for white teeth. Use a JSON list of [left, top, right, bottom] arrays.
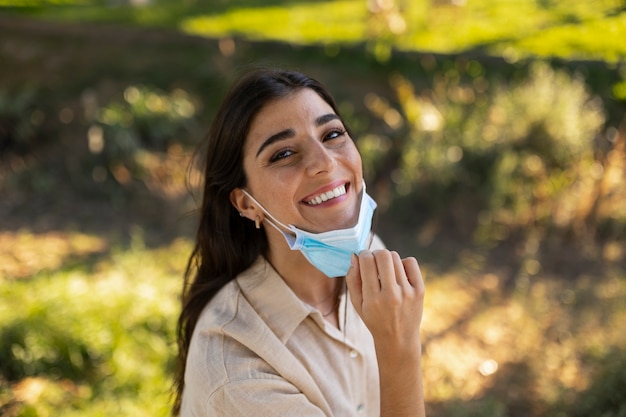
[[307, 185, 346, 205]]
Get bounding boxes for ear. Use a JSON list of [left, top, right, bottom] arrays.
[[230, 188, 256, 220]]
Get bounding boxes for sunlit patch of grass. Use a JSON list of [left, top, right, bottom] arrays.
[[0, 224, 624, 416], [4, 0, 626, 61], [0, 235, 192, 417], [420, 252, 626, 415], [180, 0, 367, 45], [0, 231, 108, 279], [176, 0, 626, 61], [403, 0, 546, 54], [400, 0, 626, 61], [507, 12, 626, 62]]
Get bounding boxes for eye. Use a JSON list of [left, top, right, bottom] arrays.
[[269, 148, 295, 163], [324, 129, 347, 142]]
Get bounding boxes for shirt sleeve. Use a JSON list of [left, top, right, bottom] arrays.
[[181, 328, 331, 417], [203, 377, 328, 417]]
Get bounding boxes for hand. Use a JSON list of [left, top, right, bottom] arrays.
[[347, 250, 427, 417], [345, 250, 425, 353]]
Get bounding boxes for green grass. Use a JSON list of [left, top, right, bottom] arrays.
[[181, 1, 367, 45], [0, 234, 189, 417], [509, 12, 626, 62], [1, 230, 625, 417], [2, 0, 626, 61]]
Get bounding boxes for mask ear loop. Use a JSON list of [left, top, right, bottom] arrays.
[[241, 189, 295, 236], [364, 187, 378, 250]]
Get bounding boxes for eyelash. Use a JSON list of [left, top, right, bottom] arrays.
[[268, 129, 347, 163], [325, 129, 347, 141], [269, 148, 294, 163]]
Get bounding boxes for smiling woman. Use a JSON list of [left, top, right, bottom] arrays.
[[172, 68, 426, 417]]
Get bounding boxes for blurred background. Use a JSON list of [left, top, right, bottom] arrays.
[[1, 0, 625, 416]]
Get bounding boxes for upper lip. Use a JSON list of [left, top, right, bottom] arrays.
[[301, 180, 350, 204]]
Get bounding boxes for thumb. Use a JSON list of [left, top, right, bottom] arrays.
[[345, 254, 363, 313]]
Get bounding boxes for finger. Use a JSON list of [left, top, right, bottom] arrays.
[[345, 254, 363, 312], [358, 250, 381, 296], [391, 251, 409, 287], [402, 257, 424, 293], [373, 250, 396, 291]]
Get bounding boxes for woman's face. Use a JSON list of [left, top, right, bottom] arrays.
[[238, 88, 363, 233]]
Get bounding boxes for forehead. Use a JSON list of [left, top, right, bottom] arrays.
[[245, 89, 335, 142]]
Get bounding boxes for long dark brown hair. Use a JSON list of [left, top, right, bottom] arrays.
[[172, 68, 345, 415]]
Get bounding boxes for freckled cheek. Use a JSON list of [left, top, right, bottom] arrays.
[[248, 169, 299, 198], [342, 146, 363, 174]]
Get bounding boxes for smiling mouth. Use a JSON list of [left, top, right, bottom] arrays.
[[304, 184, 348, 205]]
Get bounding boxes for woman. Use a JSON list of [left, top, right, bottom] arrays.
[[173, 68, 426, 417]]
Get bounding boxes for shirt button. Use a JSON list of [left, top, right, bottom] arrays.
[[349, 350, 358, 358], [357, 404, 365, 413]]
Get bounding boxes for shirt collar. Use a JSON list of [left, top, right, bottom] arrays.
[[236, 256, 312, 343]]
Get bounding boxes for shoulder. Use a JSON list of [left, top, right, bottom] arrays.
[[184, 257, 304, 388], [181, 271, 274, 414], [181, 259, 330, 416]]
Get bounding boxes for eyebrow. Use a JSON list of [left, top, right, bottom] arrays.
[[255, 113, 341, 158]]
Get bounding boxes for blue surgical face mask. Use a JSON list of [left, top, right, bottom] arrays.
[[242, 182, 377, 278]]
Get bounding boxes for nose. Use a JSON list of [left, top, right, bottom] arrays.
[[305, 140, 336, 176]]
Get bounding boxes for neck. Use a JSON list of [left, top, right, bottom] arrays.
[[266, 230, 342, 319], [270, 248, 339, 302]]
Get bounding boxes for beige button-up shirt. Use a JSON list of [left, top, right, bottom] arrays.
[[180, 256, 380, 417]]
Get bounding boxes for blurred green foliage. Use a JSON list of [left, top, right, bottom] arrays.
[[5, 0, 625, 62], [0, 89, 44, 154], [1, 1, 625, 417], [182, 1, 366, 45], [92, 85, 200, 165], [568, 349, 626, 417], [0, 234, 186, 416], [359, 58, 624, 246]]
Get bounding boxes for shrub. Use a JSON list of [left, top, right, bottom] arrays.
[[85, 84, 201, 186], [379, 61, 608, 243], [469, 62, 605, 240], [567, 350, 626, 417], [0, 89, 45, 156]]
